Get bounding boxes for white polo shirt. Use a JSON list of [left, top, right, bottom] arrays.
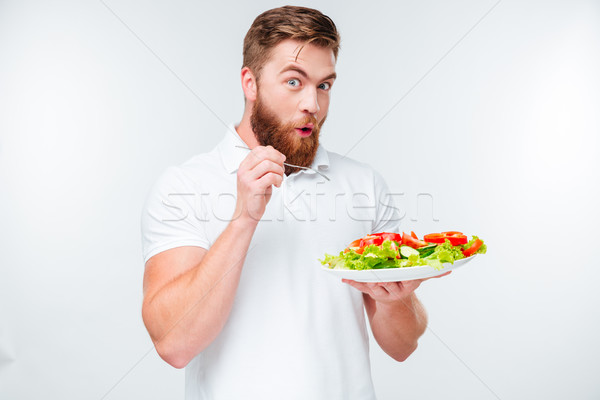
[[141, 124, 401, 400]]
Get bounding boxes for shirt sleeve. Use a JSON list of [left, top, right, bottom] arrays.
[[371, 169, 403, 234], [140, 167, 211, 264]]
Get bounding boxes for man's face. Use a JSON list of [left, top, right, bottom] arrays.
[[250, 39, 336, 175]]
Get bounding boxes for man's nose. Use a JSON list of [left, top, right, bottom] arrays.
[[299, 87, 320, 115]]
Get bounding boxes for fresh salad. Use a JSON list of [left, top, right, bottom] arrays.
[[320, 231, 486, 271]]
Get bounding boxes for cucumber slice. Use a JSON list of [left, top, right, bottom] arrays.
[[400, 245, 419, 258], [417, 244, 437, 258]]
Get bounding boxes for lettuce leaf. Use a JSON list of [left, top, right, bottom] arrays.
[[424, 240, 465, 263]]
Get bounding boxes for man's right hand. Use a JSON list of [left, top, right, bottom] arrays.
[[234, 145, 286, 222]]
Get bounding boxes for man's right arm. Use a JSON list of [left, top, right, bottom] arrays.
[[141, 146, 285, 369]]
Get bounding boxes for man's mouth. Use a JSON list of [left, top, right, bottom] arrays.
[[295, 123, 314, 137]]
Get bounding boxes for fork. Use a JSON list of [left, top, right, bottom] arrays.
[[235, 145, 330, 181]]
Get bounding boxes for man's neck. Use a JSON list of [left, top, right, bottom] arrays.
[[236, 107, 260, 149]]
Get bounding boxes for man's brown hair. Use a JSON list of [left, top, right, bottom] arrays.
[[242, 6, 340, 79]]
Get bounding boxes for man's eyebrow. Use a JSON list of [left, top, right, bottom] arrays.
[[279, 65, 337, 81], [323, 71, 337, 81]]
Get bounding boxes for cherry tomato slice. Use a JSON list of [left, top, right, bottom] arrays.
[[462, 239, 483, 257], [424, 233, 446, 244], [375, 232, 402, 242], [441, 231, 463, 236], [348, 239, 362, 248], [402, 232, 428, 249], [443, 232, 468, 245], [360, 235, 383, 247], [425, 231, 468, 246]]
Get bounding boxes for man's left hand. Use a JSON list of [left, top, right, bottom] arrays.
[[342, 271, 451, 304]]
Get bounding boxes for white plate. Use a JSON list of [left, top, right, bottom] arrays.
[[321, 255, 477, 282]]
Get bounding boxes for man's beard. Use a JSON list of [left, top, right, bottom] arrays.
[[250, 93, 326, 176]]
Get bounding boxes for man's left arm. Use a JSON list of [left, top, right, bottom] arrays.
[[343, 276, 448, 361]]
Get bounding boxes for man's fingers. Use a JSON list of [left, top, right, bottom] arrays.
[[237, 146, 286, 193], [248, 159, 285, 181], [233, 145, 286, 220], [255, 172, 284, 189], [239, 145, 285, 171], [343, 280, 392, 298], [399, 280, 421, 292], [343, 271, 453, 304], [380, 282, 404, 298], [342, 279, 373, 295], [369, 283, 389, 297]]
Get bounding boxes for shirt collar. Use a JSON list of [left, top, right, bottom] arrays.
[[219, 124, 251, 174], [311, 144, 330, 171], [218, 123, 330, 174]]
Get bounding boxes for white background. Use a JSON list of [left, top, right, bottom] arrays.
[[1, 0, 599, 399]]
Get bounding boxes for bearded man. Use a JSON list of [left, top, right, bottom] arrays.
[[141, 6, 434, 399]]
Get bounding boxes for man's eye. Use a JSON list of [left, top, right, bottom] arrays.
[[287, 79, 300, 87], [319, 82, 331, 90]]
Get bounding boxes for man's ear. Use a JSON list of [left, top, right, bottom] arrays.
[[241, 67, 257, 102]]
